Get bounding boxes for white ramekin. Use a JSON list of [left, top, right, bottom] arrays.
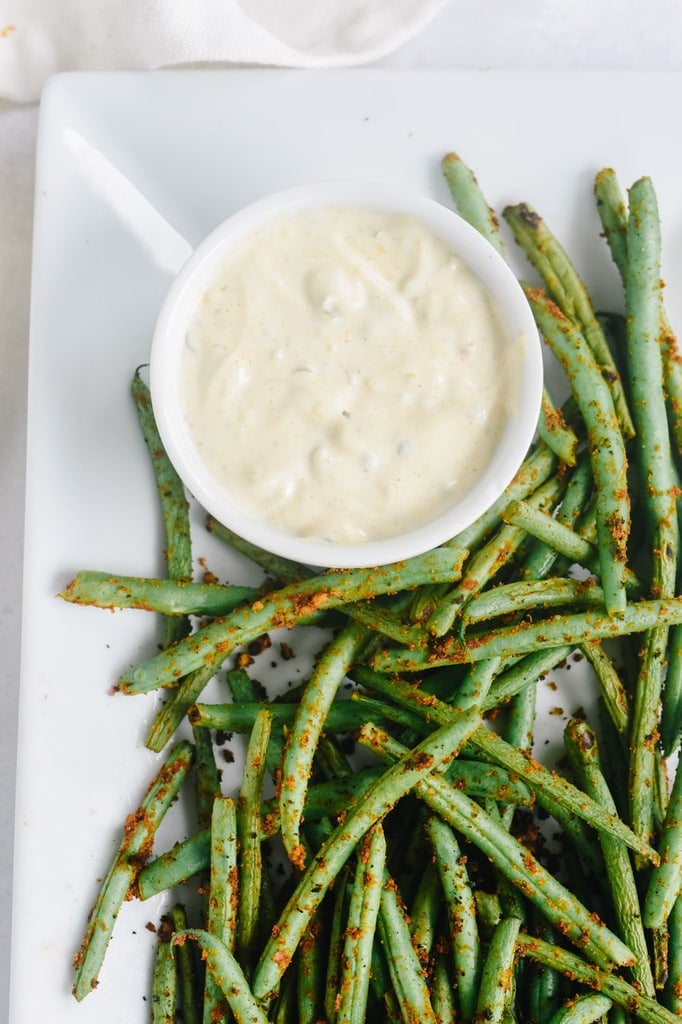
[[150, 181, 544, 569]]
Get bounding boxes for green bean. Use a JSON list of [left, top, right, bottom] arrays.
[[663, 895, 682, 1014], [564, 718, 654, 997], [203, 796, 238, 1024], [280, 621, 366, 864], [302, 734, 534, 809], [523, 286, 630, 616], [484, 645, 574, 712], [361, 724, 635, 970], [208, 515, 422, 646], [349, 691, 430, 735], [193, 723, 221, 833], [173, 929, 269, 1024], [524, 916, 563, 1024], [442, 152, 593, 470], [548, 994, 613, 1024], [118, 547, 468, 695], [581, 642, 630, 737], [236, 709, 271, 974], [225, 668, 286, 775], [474, 916, 521, 1024], [413, 442, 558, 624], [370, 596, 682, 676], [271, 964, 297, 1024], [464, 577, 605, 627], [502, 662, 537, 755], [296, 911, 326, 1024], [324, 863, 349, 1024], [515, 932, 680, 1024], [250, 708, 481, 1002], [629, 625, 669, 847], [132, 368, 193, 648], [337, 825, 386, 1024], [431, 954, 457, 1024], [653, 924, 670, 994], [272, 767, 388, 832], [502, 500, 640, 596], [151, 930, 176, 1024], [139, 770, 391, 897], [189, 697, 398, 735], [377, 871, 437, 1024], [594, 168, 628, 279], [408, 858, 442, 966], [60, 570, 258, 616], [538, 387, 580, 466], [594, 168, 682, 457], [441, 151, 505, 254], [446, 759, 535, 806], [427, 472, 566, 636], [502, 204, 634, 439], [623, 176, 679, 847], [661, 627, 682, 754], [138, 829, 211, 899], [72, 740, 194, 1000], [171, 904, 201, 1024], [353, 666, 658, 863], [644, 756, 682, 929], [520, 454, 593, 581], [146, 658, 222, 752], [425, 815, 480, 1020]]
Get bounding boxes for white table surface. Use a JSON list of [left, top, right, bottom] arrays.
[[3, 1, 682, 1018]]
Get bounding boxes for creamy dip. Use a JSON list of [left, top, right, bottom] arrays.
[[180, 206, 520, 545]]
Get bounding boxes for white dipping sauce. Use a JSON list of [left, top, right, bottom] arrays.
[[180, 206, 520, 545]]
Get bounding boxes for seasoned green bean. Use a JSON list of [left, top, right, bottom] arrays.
[[118, 548, 468, 695], [151, 930, 176, 1024], [663, 895, 682, 1015], [515, 933, 679, 1024], [538, 387, 580, 465], [425, 815, 480, 1020], [72, 741, 194, 1000], [548, 993, 613, 1024], [336, 825, 386, 1024], [644, 756, 682, 929], [524, 286, 630, 616], [361, 724, 635, 970], [370, 596, 682, 675], [441, 151, 505, 254], [236, 709, 271, 973], [623, 176, 679, 847], [203, 796, 238, 1024], [280, 621, 366, 864], [147, 657, 223, 753], [427, 472, 566, 636], [132, 368, 193, 648], [503, 204, 634, 439], [473, 916, 521, 1024], [251, 709, 481, 1002], [173, 930, 269, 1024], [60, 570, 258, 616], [189, 697, 398, 734], [171, 904, 201, 1024], [564, 718, 654, 997], [502, 500, 640, 596], [354, 666, 657, 863], [377, 870, 437, 1024]]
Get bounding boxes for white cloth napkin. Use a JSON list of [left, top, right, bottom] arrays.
[[0, 0, 450, 102]]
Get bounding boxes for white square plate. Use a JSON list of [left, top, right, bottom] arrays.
[[11, 69, 682, 1022]]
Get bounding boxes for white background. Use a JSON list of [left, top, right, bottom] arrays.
[[3, 0, 682, 1018]]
